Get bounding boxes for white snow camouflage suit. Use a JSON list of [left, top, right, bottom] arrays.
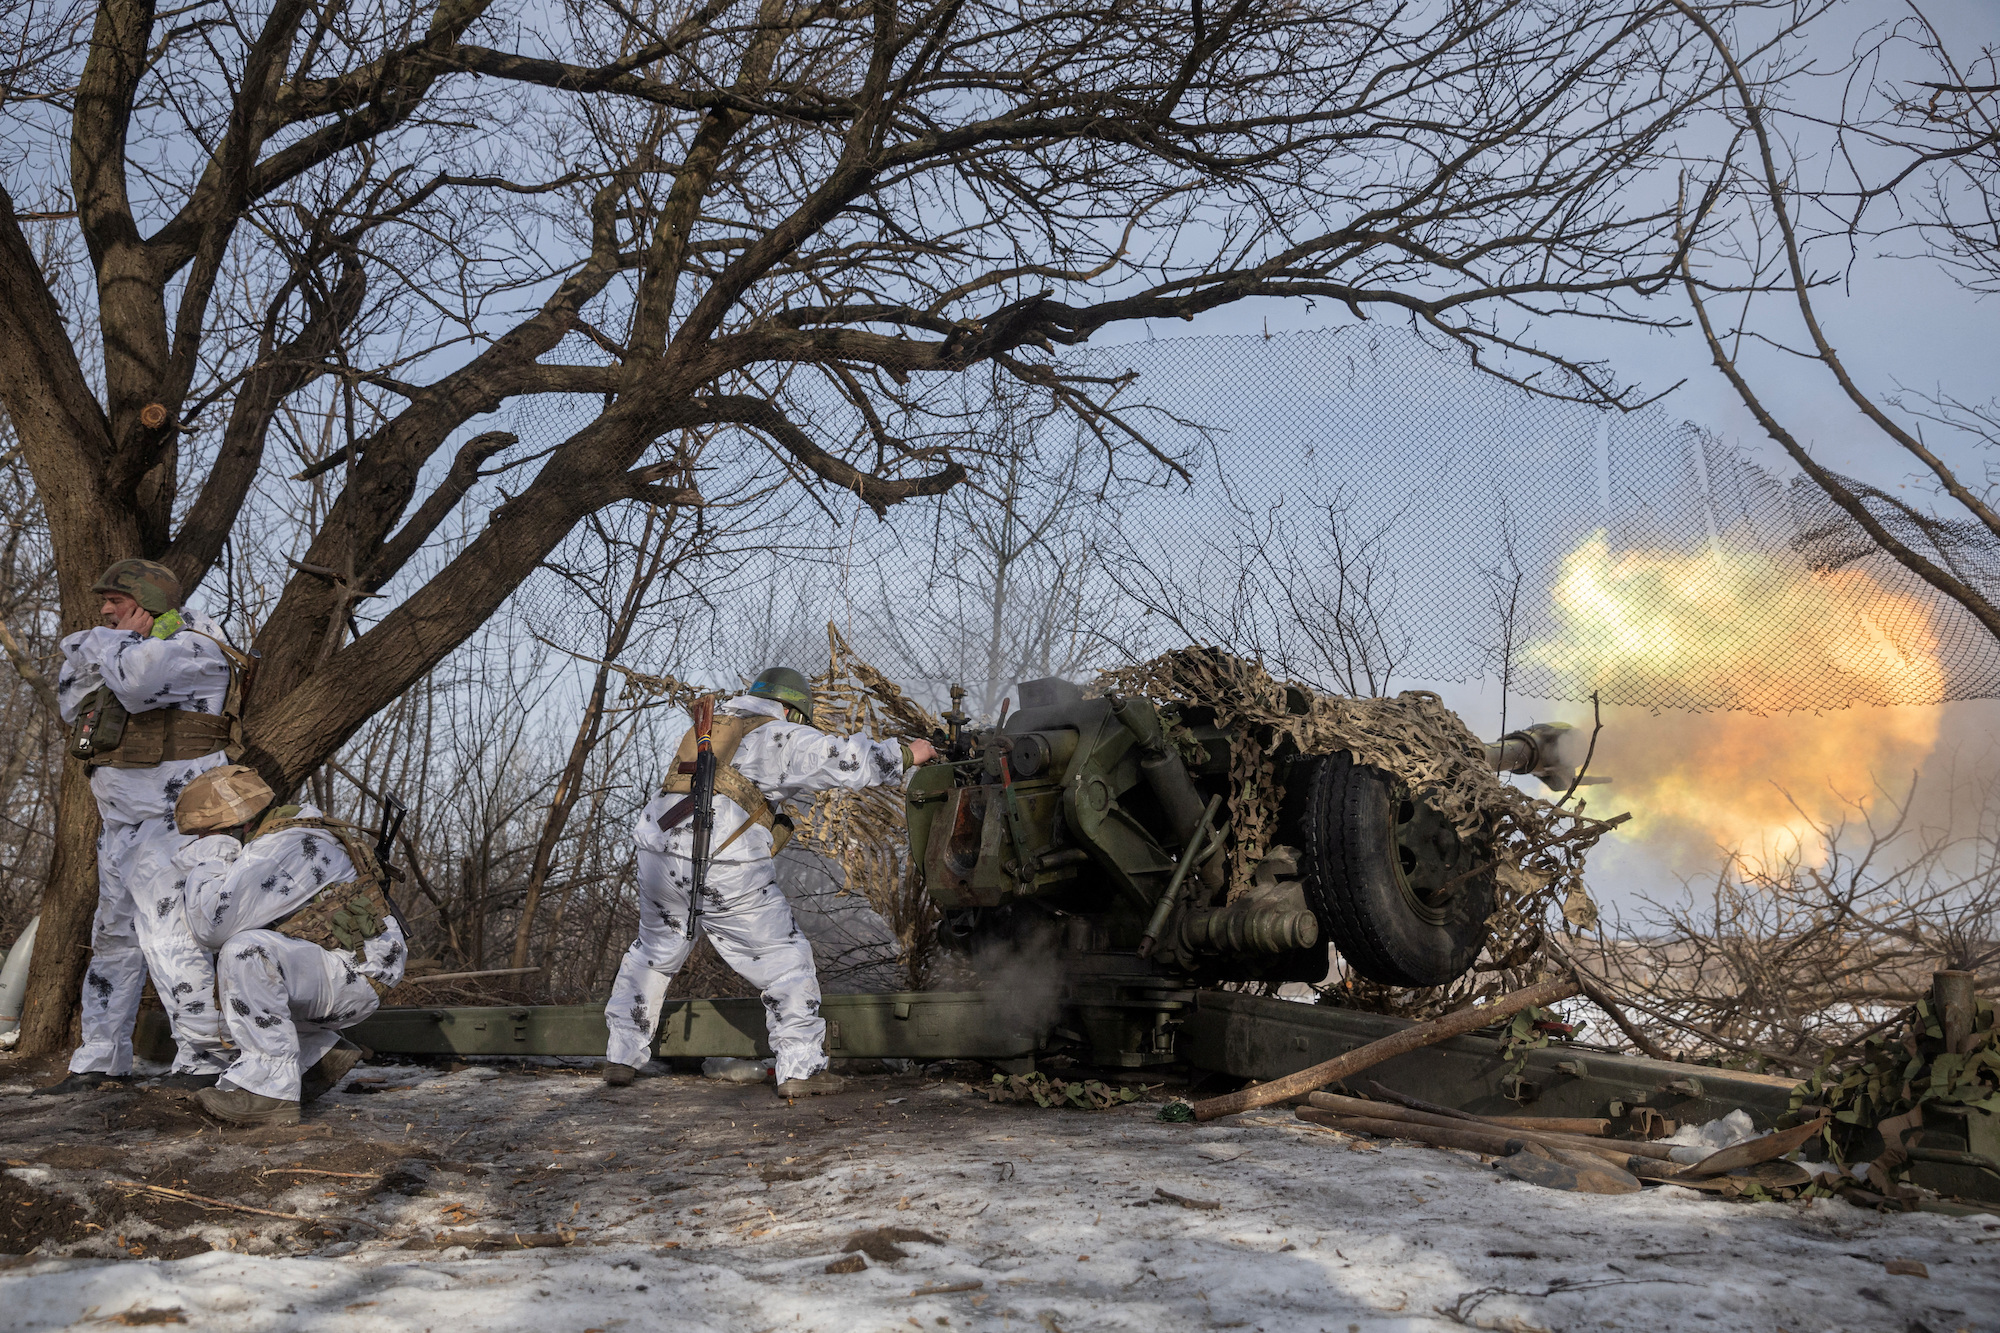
[[604, 696, 907, 1081], [55, 612, 235, 1076], [176, 804, 407, 1101]]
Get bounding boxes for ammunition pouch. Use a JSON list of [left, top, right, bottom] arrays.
[[68, 622, 253, 769], [252, 815, 401, 972], [273, 878, 395, 962], [67, 686, 128, 762], [75, 701, 233, 769], [658, 714, 793, 855]]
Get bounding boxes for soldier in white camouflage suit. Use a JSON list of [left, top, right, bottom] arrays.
[[36, 560, 239, 1095], [171, 765, 407, 1126], [602, 667, 936, 1096]]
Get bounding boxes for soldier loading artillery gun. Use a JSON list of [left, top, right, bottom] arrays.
[[905, 665, 1615, 1020], [601, 667, 940, 1097]]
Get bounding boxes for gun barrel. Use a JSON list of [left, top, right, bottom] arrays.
[[1485, 733, 1541, 775], [1484, 721, 1610, 791]]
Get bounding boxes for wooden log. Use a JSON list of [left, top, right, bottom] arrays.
[[1619, 1154, 1687, 1182], [1360, 1080, 1607, 1136], [1190, 976, 1582, 1122], [1347, 1082, 1612, 1136], [1480, 1114, 1612, 1136], [1297, 1107, 1532, 1156], [1304, 1096, 1680, 1176], [1304, 1095, 1681, 1163], [1300, 1109, 1646, 1192]]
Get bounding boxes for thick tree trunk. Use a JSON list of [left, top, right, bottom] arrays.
[[17, 763, 100, 1055]]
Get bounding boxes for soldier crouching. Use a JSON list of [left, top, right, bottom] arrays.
[[170, 765, 406, 1125]]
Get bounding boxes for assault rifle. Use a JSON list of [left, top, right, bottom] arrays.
[[375, 794, 407, 876], [375, 793, 410, 931], [684, 696, 718, 941]]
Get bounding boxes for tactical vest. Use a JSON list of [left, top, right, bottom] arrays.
[[69, 622, 252, 771], [252, 810, 401, 996], [657, 714, 796, 855]]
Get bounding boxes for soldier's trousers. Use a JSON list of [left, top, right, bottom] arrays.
[[214, 930, 381, 1101], [69, 816, 229, 1077], [604, 848, 827, 1081]]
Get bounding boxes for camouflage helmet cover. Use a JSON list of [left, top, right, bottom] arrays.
[[91, 559, 183, 615], [174, 764, 275, 834], [748, 666, 814, 722]]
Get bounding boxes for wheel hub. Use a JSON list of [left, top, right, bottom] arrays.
[[1390, 786, 1480, 924]]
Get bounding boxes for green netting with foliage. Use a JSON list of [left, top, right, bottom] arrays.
[[1786, 994, 1999, 1174], [987, 1072, 1147, 1110]]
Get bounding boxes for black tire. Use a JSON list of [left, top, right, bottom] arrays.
[[1281, 752, 1495, 987]]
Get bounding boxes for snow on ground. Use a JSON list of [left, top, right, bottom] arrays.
[[1, 1059, 1995, 1332]]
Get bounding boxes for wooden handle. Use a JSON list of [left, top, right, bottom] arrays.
[[1189, 975, 1582, 1122]]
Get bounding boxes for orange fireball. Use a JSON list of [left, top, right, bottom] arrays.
[[1528, 535, 1944, 868]]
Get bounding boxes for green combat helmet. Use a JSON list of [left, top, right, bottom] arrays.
[[91, 559, 182, 615], [749, 666, 814, 723]]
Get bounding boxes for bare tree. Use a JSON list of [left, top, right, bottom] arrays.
[[509, 499, 702, 974], [869, 377, 1136, 717], [1674, 3, 2000, 645], [0, 437, 61, 944], [1837, 8, 2000, 295], [1108, 489, 1409, 698], [0, 0, 1757, 1051], [1480, 503, 1526, 736]]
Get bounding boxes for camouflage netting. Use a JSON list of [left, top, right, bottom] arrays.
[[805, 626, 942, 989], [1097, 648, 1620, 1016]]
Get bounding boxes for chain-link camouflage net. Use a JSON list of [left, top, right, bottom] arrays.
[[1097, 648, 1618, 1015], [502, 324, 2000, 717]]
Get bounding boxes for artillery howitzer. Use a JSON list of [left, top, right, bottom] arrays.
[[906, 675, 1581, 1064]]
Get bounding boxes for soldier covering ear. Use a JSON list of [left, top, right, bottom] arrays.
[[34, 561, 241, 1096]]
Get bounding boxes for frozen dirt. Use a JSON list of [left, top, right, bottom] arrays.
[[1, 1055, 1995, 1333]]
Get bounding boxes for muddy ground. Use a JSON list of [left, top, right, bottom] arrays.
[[2, 1051, 1997, 1332]]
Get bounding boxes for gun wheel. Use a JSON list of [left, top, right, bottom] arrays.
[[1281, 752, 1494, 988]]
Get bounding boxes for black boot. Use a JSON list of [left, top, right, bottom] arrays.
[[32, 1071, 133, 1097], [300, 1038, 366, 1104], [147, 1071, 222, 1091]]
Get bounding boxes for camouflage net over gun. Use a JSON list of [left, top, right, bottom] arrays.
[[1096, 648, 1621, 1017], [805, 624, 944, 990], [784, 634, 1622, 1017]]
